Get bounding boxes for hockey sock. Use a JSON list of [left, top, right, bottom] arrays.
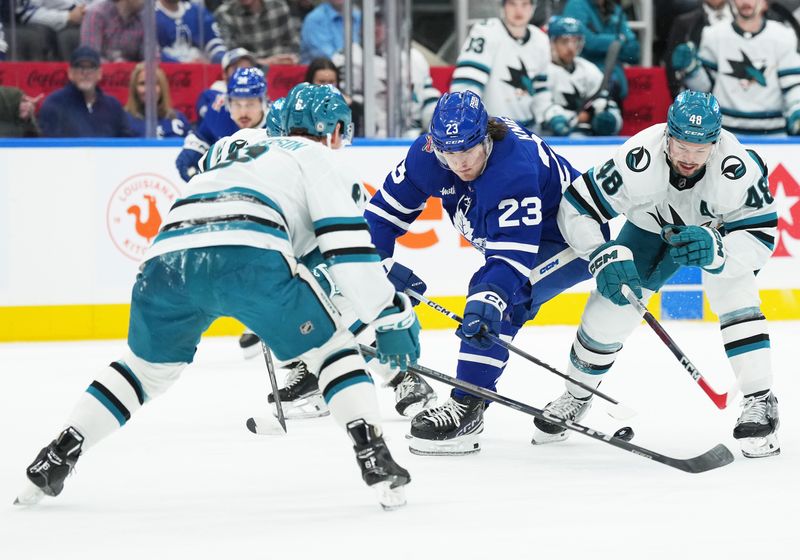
[[566, 327, 622, 399], [720, 308, 772, 396], [318, 347, 381, 428]]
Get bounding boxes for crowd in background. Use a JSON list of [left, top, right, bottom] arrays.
[[1, 0, 800, 139]]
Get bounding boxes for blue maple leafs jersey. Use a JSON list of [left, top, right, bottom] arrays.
[[156, 1, 226, 64], [365, 117, 580, 300]]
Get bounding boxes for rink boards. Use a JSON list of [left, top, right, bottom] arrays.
[[1, 136, 799, 341]]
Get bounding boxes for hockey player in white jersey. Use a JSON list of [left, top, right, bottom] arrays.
[[200, 86, 437, 420], [532, 91, 780, 458], [546, 16, 622, 136], [673, 0, 800, 135], [15, 84, 417, 510], [450, 0, 570, 135]]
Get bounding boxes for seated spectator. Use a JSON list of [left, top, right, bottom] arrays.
[[124, 63, 191, 138], [156, 0, 226, 64], [305, 56, 339, 86], [546, 16, 622, 136], [196, 47, 258, 124], [0, 86, 41, 137], [13, 0, 85, 61], [80, 0, 144, 62], [38, 46, 132, 137], [300, 0, 361, 64], [214, 0, 299, 66], [0, 21, 7, 60], [562, 0, 640, 104], [288, 0, 317, 35], [665, 0, 732, 97]]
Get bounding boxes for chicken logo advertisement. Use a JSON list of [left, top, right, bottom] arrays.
[[107, 173, 182, 261]]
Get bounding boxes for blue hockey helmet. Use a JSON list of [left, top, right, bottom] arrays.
[[429, 91, 488, 153], [547, 16, 584, 39], [667, 90, 722, 144], [283, 83, 353, 143], [227, 67, 267, 99], [266, 97, 286, 136]]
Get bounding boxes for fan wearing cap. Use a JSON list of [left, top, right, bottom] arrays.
[[38, 45, 132, 137], [176, 66, 268, 181], [195, 47, 258, 125], [537, 91, 780, 459], [364, 91, 609, 455]]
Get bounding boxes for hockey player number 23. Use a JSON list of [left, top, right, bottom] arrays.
[[498, 197, 542, 227]]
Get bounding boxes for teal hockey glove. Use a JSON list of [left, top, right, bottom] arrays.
[[589, 241, 643, 306], [671, 42, 698, 75], [374, 293, 421, 371], [663, 225, 726, 273]]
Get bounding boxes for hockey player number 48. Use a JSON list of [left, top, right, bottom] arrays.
[[498, 197, 542, 227]]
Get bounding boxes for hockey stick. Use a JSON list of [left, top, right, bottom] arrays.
[[621, 285, 732, 410], [406, 289, 635, 419], [358, 345, 733, 474], [246, 342, 287, 435]]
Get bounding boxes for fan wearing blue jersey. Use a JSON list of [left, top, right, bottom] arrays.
[[365, 91, 609, 455], [156, 0, 226, 64], [176, 66, 268, 182]]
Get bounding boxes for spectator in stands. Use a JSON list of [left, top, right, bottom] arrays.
[[449, 0, 568, 135], [288, 0, 317, 33], [305, 56, 339, 85], [0, 21, 7, 60], [665, 0, 732, 97], [546, 15, 622, 136], [675, 0, 800, 135], [561, 0, 640, 104], [156, 0, 226, 64], [13, 0, 85, 61], [80, 0, 144, 62], [214, 0, 299, 66], [38, 45, 132, 137], [332, 8, 439, 137], [124, 63, 192, 138], [300, 0, 361, 64], [196, 47, 258, 124], [0, 86, 41, 137]]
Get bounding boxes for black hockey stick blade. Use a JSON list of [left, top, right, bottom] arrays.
[[358, 345, 734, 474]]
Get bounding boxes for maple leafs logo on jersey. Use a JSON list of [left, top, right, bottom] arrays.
[[454, 194, 485, 251], [721, 156, 746, 180], [726, 50, 767, 87], [504, 58, 535, 95]]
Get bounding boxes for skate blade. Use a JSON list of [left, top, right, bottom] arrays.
[[396, 395, 438, 418], [373, 481, 407, 511], [278, 395, 329, 420], [407, 434, 481, 456], [14, 481, 45, 506], [739, 434, 780, 458], [531, 428, 570, 445]]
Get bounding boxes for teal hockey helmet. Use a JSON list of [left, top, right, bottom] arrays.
[[283, 83, 353, 143], [667, 90, 722, 144], [266, 97, 285, 136], [547, 16, 584, 39]]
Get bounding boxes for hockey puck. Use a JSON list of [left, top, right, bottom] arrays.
[[613, 426, 634, 442]]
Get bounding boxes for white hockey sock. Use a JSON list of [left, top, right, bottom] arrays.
[[566, 328, 622, 399], [720, 309, 773, 396], [318, 348, 381, 429]]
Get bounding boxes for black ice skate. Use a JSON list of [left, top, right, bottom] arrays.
[[388, 371, 437, 417], [408, 390, 484, 456], [268, 361, 329, 419], [734, 390, 780, 458], [347, 419, 410, 510], [531, 391, 593, 444], [15, 427, 84, 506], [239, 332, 262, 359]]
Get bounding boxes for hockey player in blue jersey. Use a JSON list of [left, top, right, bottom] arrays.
[[16, 84, 417, 510], [175, 66, 268, 181], [365, 90, 608, 455]]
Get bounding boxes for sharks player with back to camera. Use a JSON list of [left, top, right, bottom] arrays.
[[533, 90, 780, 459], [365, 90, 609, 455]]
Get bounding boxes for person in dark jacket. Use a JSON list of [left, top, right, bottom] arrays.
[[38, 45, 132, 137], [0, 86, 41, 137]]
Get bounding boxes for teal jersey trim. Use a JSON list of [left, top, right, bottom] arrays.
[[86, 386, 127, 426]]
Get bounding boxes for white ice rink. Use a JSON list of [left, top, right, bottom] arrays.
[[1, 322, 798, 559]]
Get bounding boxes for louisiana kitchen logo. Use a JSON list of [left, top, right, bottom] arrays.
[[107, 173, 181, 261]]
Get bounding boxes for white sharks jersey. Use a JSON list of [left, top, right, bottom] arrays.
[[547, 56, 622, 135], [558, 124, 777, 278], [146, 135, 391, 323], [450, 18, 564, 128], [686, 20, 800, 134]]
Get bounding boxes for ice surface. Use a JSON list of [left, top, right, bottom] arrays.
[[1, 322, 798, 559]]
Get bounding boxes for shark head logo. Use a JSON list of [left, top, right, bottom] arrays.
[[721, 156, 746, 180], [626, 146, 651, 173]]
